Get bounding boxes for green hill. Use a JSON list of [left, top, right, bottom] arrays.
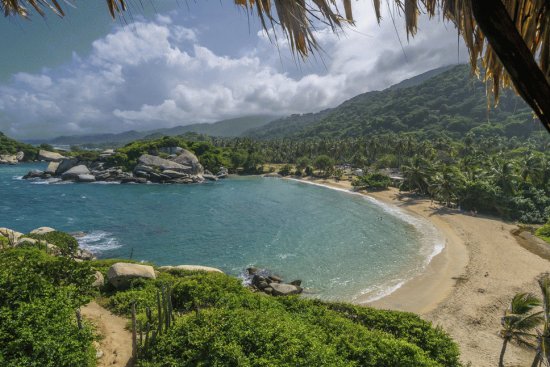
[[246, 65, 543, 140], [0, 132, 38, 160]]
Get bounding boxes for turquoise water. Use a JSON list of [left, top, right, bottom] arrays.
[[0, 163, 442, 302]]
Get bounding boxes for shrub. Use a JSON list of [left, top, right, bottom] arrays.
[[278, 164, 293, 176], [353, 173, 391, 190], [27, 231, 79, 256], [536, 222, 550, 243]]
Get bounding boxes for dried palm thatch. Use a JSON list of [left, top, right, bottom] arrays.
[[2, 0, 550, 131]]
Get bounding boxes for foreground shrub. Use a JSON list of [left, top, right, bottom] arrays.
[[27, 231, 79, 256]]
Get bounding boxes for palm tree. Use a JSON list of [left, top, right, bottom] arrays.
[[401, 155, 433, 195], [499, 293, 542, 367], [532, 274, 550, 367]]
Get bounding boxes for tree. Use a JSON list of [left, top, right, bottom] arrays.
[[401, 155, 433, 195], [313, 155, 334, 177], [532, 274, 550, 367], [498, 293, 541, 367]]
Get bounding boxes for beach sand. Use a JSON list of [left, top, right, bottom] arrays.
[[298, 177, 549, 367]]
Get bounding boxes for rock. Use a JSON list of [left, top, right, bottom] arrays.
[[171, 149, 204, 175], [134, 164, 156, 173], [268, 275, 283, 283], [270, 283, 303, 296], [257, 280, 270, 290], [107, 263, 156, 289], [15, 151, 24, 161], [23, 169, 45, 179], [247, 267, 259, 275], [77, 174, 96, 183], [55, 158, 78, 175], [203, 174, 218, 181], [216, 167, 229, 178], [159, 146, 183, 155], [75, 248, 96, 260], [46, 243, 62, 256], [289, 280, 302, 287], [15, 237, 38, 247], [0, 154, 18, 164], [30, 226, 56, 235], [162, 170, 189, 179], [38, 149, 65, 162], [101, 149, 115, 155], [159, 265, 224, 274], [45, 161, 60, 175], [92, 271, 104, 287], [121, 177, 147, 184], [61, 165, 90, 180], [252, 275, 267, 288], [263, 287, 273, 295], [0, 228, 24, 240], [138, 154, 190, 172]]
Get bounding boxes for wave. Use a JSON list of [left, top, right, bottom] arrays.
[[77, 230, 122, 253], [285, 178, 445, 303]]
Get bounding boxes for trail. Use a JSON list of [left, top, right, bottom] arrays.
[[81, 301, 134, 367]]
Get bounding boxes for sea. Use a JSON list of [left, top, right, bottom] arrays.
[[0, 163, 444, 302]]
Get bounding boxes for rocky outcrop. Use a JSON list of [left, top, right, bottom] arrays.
[[138, 154, 189, 171], [30, 227, 56, 235], [216, 167, 229, 179], [15, 151, 24, 161], [107, 263, 156, 289], [45, 162, 60, 175], [159, 265, 224, 273], [38, 150, 65, 162], [55, 158, 78, 175], [171, 149, 204, 175], [61, 165, 91, 181], [246, 267, 303, 297], [0, 154, 18, 165]]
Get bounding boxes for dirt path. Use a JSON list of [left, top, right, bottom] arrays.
[[81, 301, 134, 367]]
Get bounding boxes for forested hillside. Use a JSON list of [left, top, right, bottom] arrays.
[[246, 65, 543, 140]]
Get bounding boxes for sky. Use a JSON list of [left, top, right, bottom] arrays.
[[0, 1, 468, 139]]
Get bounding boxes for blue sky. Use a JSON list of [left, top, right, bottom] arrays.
[[0, 1, 467, 138]]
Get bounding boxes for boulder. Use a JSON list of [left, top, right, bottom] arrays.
[[75, 248, 96, 260], [107, 263, 156, 289], [289, 280, 302, 287], [45, 161, 60, 175], [92, 271, 104, 287], [171, 149, 204, 175], [15, 151, 24, 161], [15, 237, 38, 247], [159, 265, 224, 274], [121, 177, 147, 184], [216, 167, 229, 178], [77, 174, 96, 183], [38, 149, 65, 162], [270, 283, 303, 296], [0, 154, 18, 164], [55, 158, 78, 175], [203, 174, 218, 181], [0, 228, 24, 240], [138, 154, 189, 172], [23, 169, 45, 179], [61, 165, 90, 180], [30, 226, 56, 235], [162, 170, 189, 179]]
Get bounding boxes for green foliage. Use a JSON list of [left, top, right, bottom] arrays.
[[0, 132, 38, 161], [27, 231, 79, 256], [353, 173, 391, 190], [278, 164, 293, 176], [101, 271, 460, 367], [0, 248, 96, 367], [536, 222, 550, 243], [313, 155, 334, 176]]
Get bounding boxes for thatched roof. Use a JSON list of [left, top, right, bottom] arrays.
[[3, 0, 550, 131]]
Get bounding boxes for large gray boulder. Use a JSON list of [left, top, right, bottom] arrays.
[[61, 165, 90, 180], [55, 158, 78, 175], [270, 283, 303, 296], [38, 150, 65, 162], [171, 149, 204, 175], [138, 154, 190, 172], [30, 226, 56, 235], [107, 263, 156, 289], [92, 271, 104, 287], [77, 174, 96, 183]]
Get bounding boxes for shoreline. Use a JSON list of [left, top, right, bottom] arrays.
[[293, 176, 550, 367]]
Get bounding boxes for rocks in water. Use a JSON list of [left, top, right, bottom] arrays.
[[171, 149, 204, 175], [61, 165, 90, 181], [246, 267, 303, 297], [45, 162, 60, 175], [55, 158, 78, 175], [30, 227, 56, 235], [77, 174, 96, 183], [107, 263, 156, 289], [92, 271, 104, 287], [0, 154, 18, 165], [121, 177, 147, 184], [159, 265, 224, 274], [203, 173, 218, 181], [270, 283, 303, 296], [38, 149, 65, 162], [23, 169, 45, 179], [216, 167, 229, 179]]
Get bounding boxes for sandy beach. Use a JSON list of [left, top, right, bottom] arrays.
[[298, 177, 549, 367]]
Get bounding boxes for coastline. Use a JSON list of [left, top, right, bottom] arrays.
[[293, 176, 550, 367]]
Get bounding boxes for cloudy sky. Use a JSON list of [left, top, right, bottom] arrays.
[[0, 1, 467, 139]]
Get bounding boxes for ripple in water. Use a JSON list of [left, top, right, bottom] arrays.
[[78, 231, 122, 253]]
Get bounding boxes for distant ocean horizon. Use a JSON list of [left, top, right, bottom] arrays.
[[0, 163, 443, 302]]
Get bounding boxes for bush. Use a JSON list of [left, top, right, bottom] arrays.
[[27, 231, 79, 256], [278, 164, 293, 176], [536, 222, 550, 243], [353, 173, 391, 190]]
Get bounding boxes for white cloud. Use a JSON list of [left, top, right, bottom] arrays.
[[0, 3, 467, 138]]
